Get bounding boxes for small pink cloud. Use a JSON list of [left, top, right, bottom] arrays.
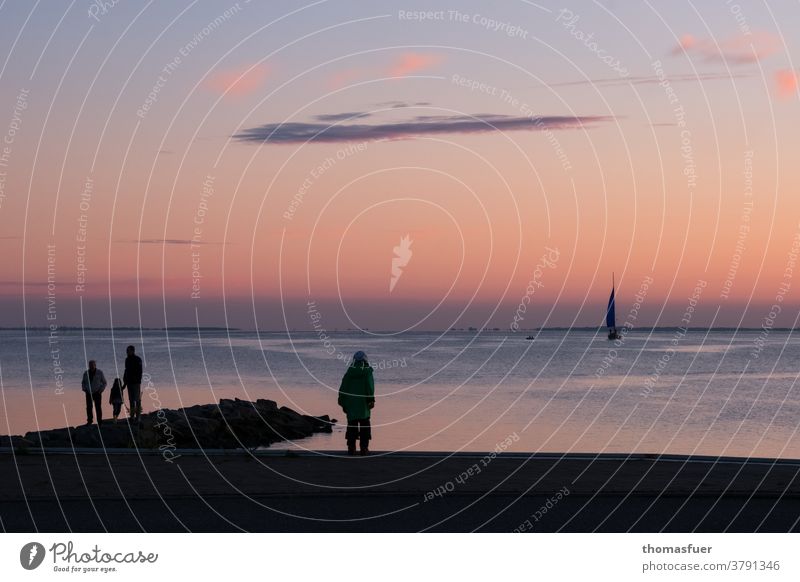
[[328, 67, 368, 90], [776, 69, 799, 99], [672, 30, 780, 64], [675, 34, 697, 52], [388, 52, 443, 77], [326, 53, 444, 89], [205, 63, 270, 97]]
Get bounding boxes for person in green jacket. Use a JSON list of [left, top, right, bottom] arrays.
[[338, 350, 375, 456]]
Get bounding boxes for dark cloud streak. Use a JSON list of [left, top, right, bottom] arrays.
[[235, 113, 612, 144], [119, 239, 226, 246], [535, 72, 752, 90], [313, 111, 372, 122], [372, 100, 432, 108]]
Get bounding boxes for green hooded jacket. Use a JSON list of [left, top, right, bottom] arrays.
[[338, 362, 375, 420]]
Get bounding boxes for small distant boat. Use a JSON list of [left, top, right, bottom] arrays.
[[606, 273, 620, 340], [525, 335, 535, 340]]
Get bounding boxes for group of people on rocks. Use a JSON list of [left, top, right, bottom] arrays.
[[78, 344, 377, 456], [80, 345, 143, 425]]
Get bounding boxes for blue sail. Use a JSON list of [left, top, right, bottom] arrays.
[[606, 286, 616, 330]]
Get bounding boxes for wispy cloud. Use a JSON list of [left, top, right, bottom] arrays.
[[204, 63, 270, 97], [540, 71, 752, 90], [328, 67, 367, 90], [775, 69, 799, 99], [119, 239, 226, 246], [314, 111, 373, 122], [378, 100, 432, 108], [235, 113, 612, 144], [389, 52, 443, 76], [310, 104, 435, 124], [671, 31, 780, 64], [0, 280, 46, 287], [327, 52, 443, 88]]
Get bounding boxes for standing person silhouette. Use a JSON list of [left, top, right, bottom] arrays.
[[109, 378, 125, 422], [81, 360, 107, 425], [338, 351, 375, 456], [122, 345, 143, 422]]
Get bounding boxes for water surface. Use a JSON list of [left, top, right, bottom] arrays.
[[1, 328, 798, 457]]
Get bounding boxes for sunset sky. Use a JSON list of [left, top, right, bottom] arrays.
[[1, 0, 799, 330]]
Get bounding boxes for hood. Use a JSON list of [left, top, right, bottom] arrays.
[[344, 363, 373, 379]]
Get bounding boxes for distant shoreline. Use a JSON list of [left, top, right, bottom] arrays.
[[2, 327, 797, 333]]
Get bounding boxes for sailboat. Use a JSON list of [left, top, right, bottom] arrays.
[[606, 273, 620, 340]]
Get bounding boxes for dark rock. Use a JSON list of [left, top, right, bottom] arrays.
[[303, 415, 334, 433], [25, 428, 71, 447], [0, 435, 34, 449], [5, 398, 333, 450], [260, 413, 312, 441], [278, 407, 315, 434], [255, 399, 278, 413]]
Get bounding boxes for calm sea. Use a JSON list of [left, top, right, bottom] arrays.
[[1, 328, 799, 457]]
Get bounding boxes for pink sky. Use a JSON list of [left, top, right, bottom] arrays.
[[1, 2, 799, 330]]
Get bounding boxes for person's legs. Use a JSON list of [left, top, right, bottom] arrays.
[[92, 392, 103, 425], [128, 384, 141, 420], [345, 419, 358, 454], [112, 402, 121, 419], [359, 418, 371, 454], [85, 391, 94, 424]]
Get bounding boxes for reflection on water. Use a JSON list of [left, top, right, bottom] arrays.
[[1, 329, 799, 457]]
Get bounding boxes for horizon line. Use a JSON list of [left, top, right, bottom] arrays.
[[1, 326, 793, 333]]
